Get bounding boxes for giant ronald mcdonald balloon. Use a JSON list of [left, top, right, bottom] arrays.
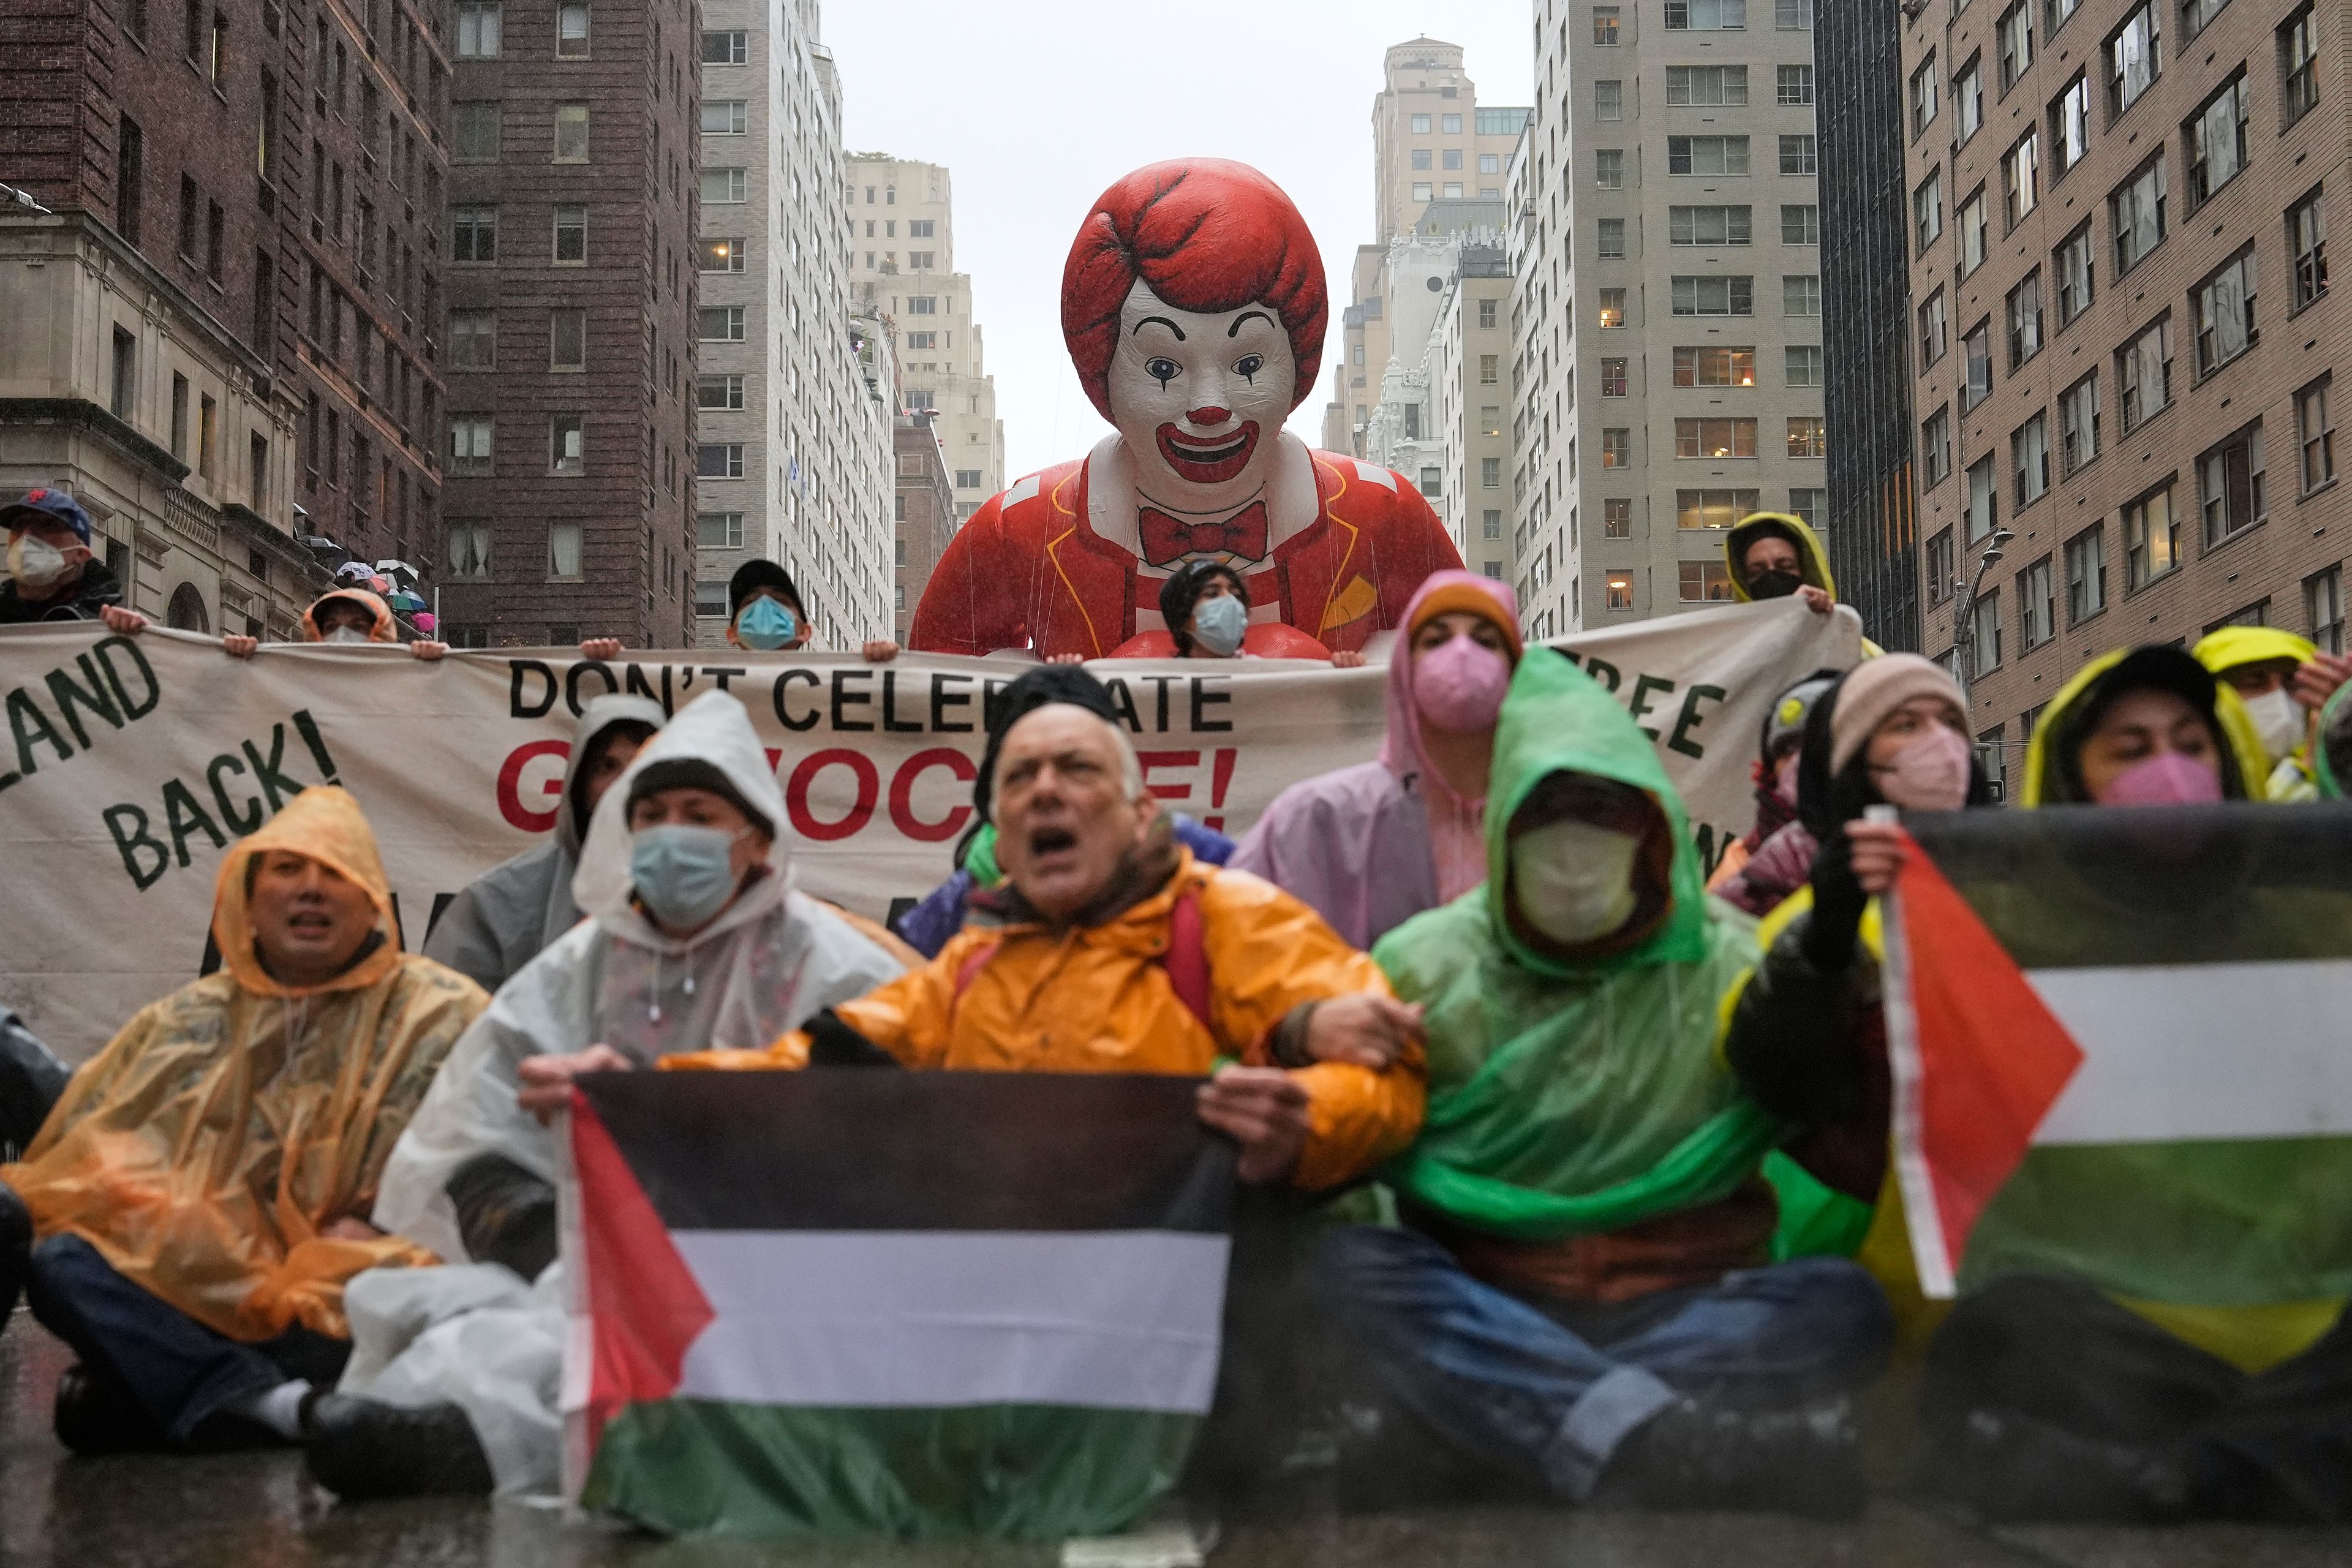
[[908, 159, 1466, 660]]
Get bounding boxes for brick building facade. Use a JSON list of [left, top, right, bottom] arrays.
[[891, 410, 952, 644]]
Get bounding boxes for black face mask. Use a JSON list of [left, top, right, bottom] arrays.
[[1746, 568, 1803, 600]]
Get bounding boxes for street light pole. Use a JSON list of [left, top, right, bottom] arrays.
[[1949, 527, 2014, 709]]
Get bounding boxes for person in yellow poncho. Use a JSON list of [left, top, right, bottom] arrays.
[[2189, 625, 2352, 802], [0, 786, 485, 1455]]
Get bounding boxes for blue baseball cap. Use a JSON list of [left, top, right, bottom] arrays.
[[1, 489, 94, 545]]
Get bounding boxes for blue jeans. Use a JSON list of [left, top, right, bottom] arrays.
[[26, 1232, 349, 1444], [1314, 1225, 1893, 1500]]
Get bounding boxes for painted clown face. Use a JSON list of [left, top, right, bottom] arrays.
[[1109, 279, 1297, 505]]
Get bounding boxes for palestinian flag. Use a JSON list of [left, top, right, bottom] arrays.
[[559, 1070, 1235, 1539], [1880, 802, 2352, 1304]]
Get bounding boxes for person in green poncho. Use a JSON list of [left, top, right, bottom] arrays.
[[1315, 649, 1893, 1518]]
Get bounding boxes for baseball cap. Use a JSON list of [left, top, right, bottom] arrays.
[[1, 489, 94, 545]]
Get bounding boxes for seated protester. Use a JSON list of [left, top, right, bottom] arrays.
[[728, 557, 900, 662], [0, 1006, 70, 1162], [1723, 512, 1836, 617], [1706, 669, 1839, 914], [893, 665, 1233, 960], [0, 788, 484, 1454], [1318, 649, 1896, 1518], [2190, 627, 2352, 802], [309, 690, 907, 1500], [423, 695, 665, 993], [1229, 571, 1521, 949], [216, 587, 450, 660], [1107, 559, 1366, 665], [0, 488, 143, 631], [2019, 645, 2266, 808], [1718, 657, 1991, 1267]]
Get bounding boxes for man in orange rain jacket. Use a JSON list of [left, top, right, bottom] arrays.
[[0, 787, 484, 1455]]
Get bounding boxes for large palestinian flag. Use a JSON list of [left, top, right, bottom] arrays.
[[1879, 802, 2352, 1305], [559, 1069, 1236, 1539]]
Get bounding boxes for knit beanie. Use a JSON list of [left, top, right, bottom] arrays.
[[1828, 654, 1967, 774]]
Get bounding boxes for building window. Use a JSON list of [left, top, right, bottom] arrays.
[[1783, 275, 1821, 315], [1479, 353, 1500, 383], [1410, 181, 1433, 203], [2013, 412, 2051, 506], [1911, 53, 1940, 137], [1410, 113, 1431, 134], [1787, 417, 1826, 459], [1779, 135, 1817, 176], [2187, 77, 2250, 208], [907, 296, 938, 315], [1785, 345, 1823, 386], [1789, 488, 1825, 525], [449, 307, 496, 369], [1782, 205, 1819, 245], [693, 236, 744, 276], [1958, 186, 1987, 275], [700, 167, 746, 204], [550, 309, 585, 370], [1673, 346, 1756, 386], [1595, 80, 1623, 119], [1598, 218, 1626, 258], [1972, 591, 2003, 672], [1779, 64, 1815, 105], [1668, 135, 1751, 175], [1594, 6, 1620, 43], [1777, 0, 1811, 25], [2198, 424, 2266, 544], [1922, 405, 1953, 487], [549, 415, 584, 475], [557, 1, 589, 55], [2061, 372, 2100, 473], [693, 580, 728, 617], [697, 443, 744, 479], [1676, 418, 1757, 458], [1479, 297, 1498, 328], [1668, 205, 1752, 245], [1608, 571, 1637, 609], [1599, 429, 1631, 469], [1595, 148, 1624, 188], [1601, 357, 1629, 396], [1998, 1, 2035, 91], [455, 0, 499, 56], [2108, 1, 2161, 116], [1483, 509, 1504, 539], [2065, 525, 2106, 620], [697, 374, 745, 410], [2299, 378, 2335, 492], [2051, 74, 2090, 177], [696, 511, 744, 549], [1665, 0, 1746, 27], [1481, 456, 1504, 488], [2055, 223, 2095, 325], [452, 205, 497, 263], [2019, 556, 2055, 649], [448, 415, 492, 475], [546, 521, 582, 578], [1672, 274, 1754, 314], [2108, 160, 2168, 282], [446, 522, 491, 579], [956, 468, 984, 489], [2281, 6, 2320, 124], [2005, 130, 2041, 228], [453, 101, 500, 162], [1680, 561, 1736, 601], [2192, 249, 2258, 374], [2117, 316, 2172, 432], [551, 105, 589, 163], [1920, 288, 1949, 363], [1956, 55, 1984, 142], [701, 100, 747, 135], [1443, 113, 1463, 134], [698, 304, 745, 342], [1927, 529, 1956, 601], [1417, 467, 1441, 497], [1676, 488, 1759, 529], [2124, 483, 2179, 588], [1599, 288, 1627, 327], [1915, 169, 1943, 252], [2307, 565, 2343, 653], [176, 172, 198, 260], [2007, 270, 2044, 367], [1666, 66, 1747, 106], [1966, 454, 1999, 541], [552, 205, 586, 263], [699, 28, 745, 63], [2290, 190, 2328, 310], [1411, 148, 1432, 172]]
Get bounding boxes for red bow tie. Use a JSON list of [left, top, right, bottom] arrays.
[[1138, 502, 1269, 568]]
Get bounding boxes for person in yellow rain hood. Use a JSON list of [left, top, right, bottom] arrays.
[[1722, 513, 1836, 615], [0, 786, 485, 1455], [2190, 625, 2352, 802]]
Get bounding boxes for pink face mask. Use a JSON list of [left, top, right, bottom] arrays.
[[2099, 750, 2225, 807], [1414, 636, 1513, 734], [1874, 725, 1973, 812]]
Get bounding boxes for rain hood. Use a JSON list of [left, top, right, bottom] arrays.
[[2021, 646, 2271, 807], [1723, 512, 1836, 602]]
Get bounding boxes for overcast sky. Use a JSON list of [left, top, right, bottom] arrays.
[[823, 1, 1536, 483]]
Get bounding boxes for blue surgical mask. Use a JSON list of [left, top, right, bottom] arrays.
[[630, 824, 742, 930], [736, 598, 799, 650], [1191, 593, 1248, 657]]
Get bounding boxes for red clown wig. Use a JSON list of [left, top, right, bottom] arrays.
[[1062, 159, 1328, 424]]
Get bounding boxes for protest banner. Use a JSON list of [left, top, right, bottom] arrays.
[[0, 598, 1856, 1061]]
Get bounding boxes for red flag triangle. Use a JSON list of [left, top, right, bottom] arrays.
[[1885, 840, 2086, 1295]]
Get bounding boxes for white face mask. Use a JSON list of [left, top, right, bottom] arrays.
[[7, 534, 75, 590], [1509, 818, 1643, 946], [2241, 687, 2305, 761], [322, 626, 372, 644]]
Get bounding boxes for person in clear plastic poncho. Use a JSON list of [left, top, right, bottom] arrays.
[[1314, 649, 1893, 1519], [0, 786, 486, 1455], [306, 690, 907, 1502]]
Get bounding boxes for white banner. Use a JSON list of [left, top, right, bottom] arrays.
[[0, 600, 1856, 1061]]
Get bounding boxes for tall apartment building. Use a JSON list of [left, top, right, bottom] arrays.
[[1817, 0, 1922, 650], [846, 155, 1005, 522], [1512, 0, 1829, 640], [693, 2, 894, 651], [892, 410, 953, 643], [1899, 0, 2350, 793], [0, 0, 450, 636], [437, 0, 701, 649]]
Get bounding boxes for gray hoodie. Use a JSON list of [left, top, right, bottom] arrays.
[[421, 693, 668, 993]]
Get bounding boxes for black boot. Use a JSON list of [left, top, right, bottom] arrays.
[[51, 1363, 168, 1456], [1600, 1397, 1866, 1519], [1929, 1407, 2189, 1523], [304, 1394, 495, 1500]]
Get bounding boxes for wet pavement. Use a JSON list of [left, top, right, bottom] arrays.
[[4, 1317, 2350, 1567]]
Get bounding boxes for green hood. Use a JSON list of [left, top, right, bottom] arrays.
[[1483, 648, 1713, 974], [2319, 680, 2352, 800], [1724, 511, 1836, 602], [1373, 649, 1777, 1242]]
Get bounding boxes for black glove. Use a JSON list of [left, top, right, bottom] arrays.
[[1800, 825, 1869, 973]]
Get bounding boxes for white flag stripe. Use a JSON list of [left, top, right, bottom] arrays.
[[2026, 959, 2352, 1145], [669, 1231, 1231, 1414]]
